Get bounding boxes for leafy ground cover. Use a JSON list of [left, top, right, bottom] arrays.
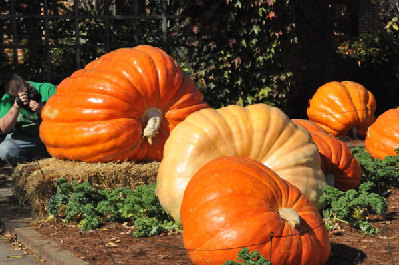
[[47, 179, 180, 235]]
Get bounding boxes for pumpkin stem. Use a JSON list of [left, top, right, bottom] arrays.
[[142, 107, 162, 145], [278, 208, 301, 229], [325, 174, 335, 187]]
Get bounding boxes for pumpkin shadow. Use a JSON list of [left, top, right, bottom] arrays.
[[368, 211, 398, 223], [385, 211, 399, 221], [327, 243, 366, 265]]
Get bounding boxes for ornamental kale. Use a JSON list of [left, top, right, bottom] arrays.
[[223, 248, 272, 265], [47, 179, 180, 236], [319, 181, 387, 234], [351, 146, 399, 189], [47, 178, 73, 216]]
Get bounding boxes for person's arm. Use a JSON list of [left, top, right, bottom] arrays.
[[0, 91, 29, 133], [0, 101, 21, 133]]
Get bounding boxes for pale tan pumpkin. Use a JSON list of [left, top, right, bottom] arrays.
[[156, 104, 326, 223]]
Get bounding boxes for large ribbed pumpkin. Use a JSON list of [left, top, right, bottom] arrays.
[[365, 107, 399, 159], [156, 104, 326, 223], [181, 156, 331, 265], [293, 119, 361, 191], [307, 81, 376, 137], [40, 45, 208, 162]]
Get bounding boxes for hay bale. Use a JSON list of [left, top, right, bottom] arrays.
[[13, 157, 160, 217]]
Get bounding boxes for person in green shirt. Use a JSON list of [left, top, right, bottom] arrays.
[[0, 73, 56, 166]]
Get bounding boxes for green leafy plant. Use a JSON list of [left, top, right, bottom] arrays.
[[47, 179, 181, 236], [351, 146, 399, 190], [319, 181, 387, 234], [336, 30, 399, 114], [173, 0, 336, 117], [223, 248, 272, 265]]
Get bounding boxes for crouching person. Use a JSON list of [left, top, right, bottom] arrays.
[[0, 74, 56, 167]]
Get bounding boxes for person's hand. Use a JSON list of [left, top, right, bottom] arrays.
[[29, 100, 43, 113], [16, 91, 29, 108]]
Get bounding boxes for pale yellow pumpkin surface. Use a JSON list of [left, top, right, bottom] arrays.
[[156, 104, 326, 223]]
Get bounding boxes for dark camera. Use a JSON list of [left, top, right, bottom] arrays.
[[16, 82, 42, 111]]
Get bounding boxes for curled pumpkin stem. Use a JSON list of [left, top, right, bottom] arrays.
[[142, 108, 162, 145], [278, 208, 301, 228]]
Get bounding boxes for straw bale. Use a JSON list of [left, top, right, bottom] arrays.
[[13, 158, 160, 217]]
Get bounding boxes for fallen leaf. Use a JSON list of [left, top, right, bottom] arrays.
[[7, 255, 22, 259], [105, 242, 118, 248]]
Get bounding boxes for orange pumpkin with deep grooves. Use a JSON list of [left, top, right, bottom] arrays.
[[40, 45, 208, 162], [293, 119, 361, 191], [307, 81, 376, 137], [365, 107, 399, 159], [181, 156, 331, 265]]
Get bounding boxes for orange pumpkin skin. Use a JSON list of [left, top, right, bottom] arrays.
[[293, 119, 361, 191], [40, 45, 208, 162], [365, 107, 399, 159], [307, 81, 376, 137], [181, 156, 331, 265], [292, 118, 328, 134]]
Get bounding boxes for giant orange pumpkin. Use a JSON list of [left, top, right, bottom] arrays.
[[40, 45, 208, 162], [157, 104, 326, 223], [293, 119, 361, 191], [181, 156, 331, 265], [365, 107, 399, 159], [307, 81, 376, 137]]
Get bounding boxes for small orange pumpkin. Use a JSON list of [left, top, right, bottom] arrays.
[[181, 156, 331, 265], [40, 45, 208, 162], [293, 119, 361, 191], [365, 107, 399, 159], [307, 81, 376, 137]]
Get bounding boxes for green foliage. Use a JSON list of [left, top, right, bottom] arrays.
[[47, 179, 180, 236], [372, 0, 399, 34], [319, 182, 387, 234], [133, 217, 180, 237], [351, 146, 399, 189], [338, 32, 399, 65], [223, 248, 272, 265], [47, 178, 73, 216], [336, 30, 399, 115], [174, 0, 335, 113], [385, 17, 399, 33]]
